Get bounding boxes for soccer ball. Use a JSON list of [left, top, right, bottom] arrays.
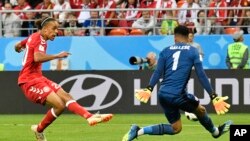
[[184, 112, 198, 121]]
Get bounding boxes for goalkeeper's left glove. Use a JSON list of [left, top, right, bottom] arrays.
[[135, 86, 153, 103], [210, 92, 231, 115]]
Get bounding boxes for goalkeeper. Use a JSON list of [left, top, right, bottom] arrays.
[[123, 25, 232, 141]]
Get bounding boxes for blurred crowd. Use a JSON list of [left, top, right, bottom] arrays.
[[0, 0, 250, 37]]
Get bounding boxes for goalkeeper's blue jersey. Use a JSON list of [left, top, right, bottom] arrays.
[[149, 42, 213, 96]]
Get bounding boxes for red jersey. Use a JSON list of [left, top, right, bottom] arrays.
[[229, 0, 248, 17], [208, 0, 227, 22], [35, 2, 55, 10], [18, 32, 47, 85], [13, 2, 31, 19]]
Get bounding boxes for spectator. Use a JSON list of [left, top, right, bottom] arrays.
[[159, 11, 178, 35], [82, 10, 104, 36], [13, 0, 31, 20], [64, 13, 83, 36], [69, 0, 83, 18], [242, 9, 250, 34], [118, 0, 138, 30], [35, 0, 55, 18], [194, 0, 209, 7], [53, 0, 71, 24], [0, 0, 6, 10], [41, 11, 52, 18], [226, 30, 249, 69], [140, 51, 157, 70], [178, 0, 200, 32], [2, 2, 22, 37], [199, 0, 210, 8], [70, 0, 95, 24], [21, 10, 36, 36], [9, 0, 18, 7], [157, 0, 177, 22], [99, 0, 119, 35], [0, 2, 3, 11], [188, 31, 204, 60], [208, 0, 227, 34], [132, 10, 155, 35], [194, 10, 211, 35], [35, 0, 55, 10], [26, 0, 43, 8], [51, 0, 60, 4], [138, 0, 157, 18], [227, 0, 248, 27]]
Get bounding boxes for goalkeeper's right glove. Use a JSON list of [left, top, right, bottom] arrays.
[[210, 92, 231, 115], [135, 86, 153, 103]]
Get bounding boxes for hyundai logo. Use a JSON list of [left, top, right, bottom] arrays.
[[59, 74, 122, 110]]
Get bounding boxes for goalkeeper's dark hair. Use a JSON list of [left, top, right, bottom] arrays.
[[174, 25, 189, 38]]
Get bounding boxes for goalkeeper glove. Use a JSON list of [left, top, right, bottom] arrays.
[[210, 92, 231, 115], [135, 86, 153, 103]]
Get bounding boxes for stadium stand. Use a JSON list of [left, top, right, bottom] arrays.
[[0, 0, 249, 36]]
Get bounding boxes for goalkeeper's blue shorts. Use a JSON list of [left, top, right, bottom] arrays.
[[158, 92, 200, 124]]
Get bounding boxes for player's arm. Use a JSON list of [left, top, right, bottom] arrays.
[[34, 51, 71, 63], [15, 38, 28, 53], [194, 62, 213, 94], [135, 52, 165, 103], [148, 52, 165, 88], [194, 62, 230, 115]]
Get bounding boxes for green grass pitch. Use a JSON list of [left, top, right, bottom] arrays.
[[0, 113, 248, 141]]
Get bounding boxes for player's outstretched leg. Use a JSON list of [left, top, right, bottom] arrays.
[[212, 120, 233, 138], [31, 125, 47, 141], [87, 113, 113, 126], [66, 100, 92, 119], [122, 124, 141, 141], [65, 100, 113, 126]]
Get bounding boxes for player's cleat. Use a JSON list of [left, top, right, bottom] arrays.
[[87, 113, 113, 126], [212, 120, 233, 138], [31, 125, 47, 141], [122, 124, 140, 141]]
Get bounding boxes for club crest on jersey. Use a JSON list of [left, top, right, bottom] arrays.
[[43, 86, 50, 92], [39, 45, 45, 51]]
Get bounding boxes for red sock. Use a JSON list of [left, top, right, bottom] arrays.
[[37, 108, 57, 133], [66, 100, 92, 119]]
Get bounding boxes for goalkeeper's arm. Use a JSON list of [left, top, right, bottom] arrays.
[[194, 62, 230, 115]]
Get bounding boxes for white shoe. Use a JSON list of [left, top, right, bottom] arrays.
[[31, 125, 47, 141], [87, 113, 113, 126]]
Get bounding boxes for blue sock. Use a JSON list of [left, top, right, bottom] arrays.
[[143, 124, 175, 135], [197, 113, 215, 133]]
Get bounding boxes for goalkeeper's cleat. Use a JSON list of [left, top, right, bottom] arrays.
[[87, 113, 113, 126], [122, 124, 140, 141], [212, 120, 233, 138], [31, 125, 47, 141]]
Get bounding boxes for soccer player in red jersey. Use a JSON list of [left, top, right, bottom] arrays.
[[15, 17, 113, 141]]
